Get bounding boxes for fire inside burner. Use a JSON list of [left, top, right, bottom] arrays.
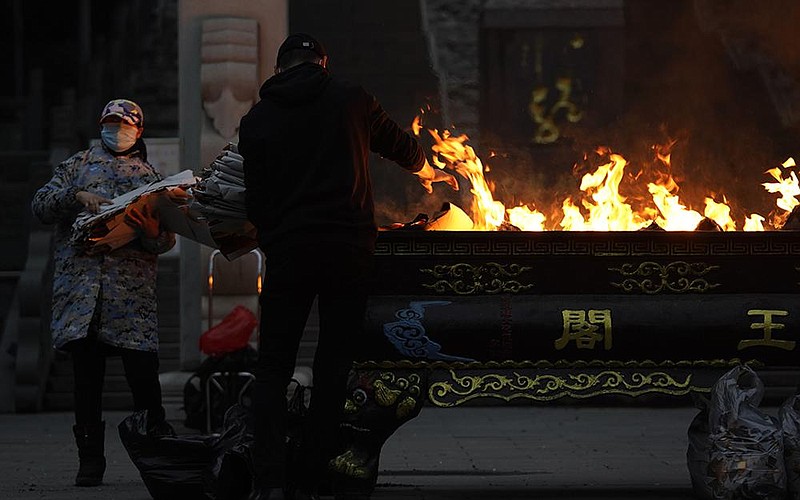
[[408, 116, 798, 233]]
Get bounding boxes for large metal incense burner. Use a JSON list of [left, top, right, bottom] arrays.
[[331, 229, 800, 495]]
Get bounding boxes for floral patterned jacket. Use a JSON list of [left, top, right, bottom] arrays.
[[31, 144, 175, 352]]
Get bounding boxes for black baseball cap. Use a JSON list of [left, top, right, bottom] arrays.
[[277, 33, 327, 65]]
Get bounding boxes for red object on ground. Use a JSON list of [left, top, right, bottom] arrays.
[[199, 305, 257, 356]]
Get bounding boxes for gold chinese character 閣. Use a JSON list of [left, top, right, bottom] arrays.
[[555, 309, 612, 350], [738, 309, 795, 351]]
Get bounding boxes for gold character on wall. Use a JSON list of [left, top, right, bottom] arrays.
[[738, 309, 795, 351], [555, 309, 612, 350], [527, 33, 583, 145]]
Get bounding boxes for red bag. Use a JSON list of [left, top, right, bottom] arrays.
[[199, 305, 258, 356]]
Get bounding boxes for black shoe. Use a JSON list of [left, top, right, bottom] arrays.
[[75, 455, 106, 487], [73, 421, 106, 487]]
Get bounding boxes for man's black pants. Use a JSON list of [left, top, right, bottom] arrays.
[[253, 242, 373, 488]]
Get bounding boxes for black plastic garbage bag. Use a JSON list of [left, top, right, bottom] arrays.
[[779, 395, 800, 499], [119, 410, 216, 500], [207, 404, 255, 500], [706, 365, 785, 499], [206, 382, 311, 499], [122, 380, 311, 499]]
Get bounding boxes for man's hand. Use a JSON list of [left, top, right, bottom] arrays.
[[415, 159, 459, 194], [124, 201, 161, 239], [76, 191, 112, 214]]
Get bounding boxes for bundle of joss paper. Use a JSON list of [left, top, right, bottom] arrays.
[[189, 144, 258, 258], [72, 144, 258, 260]]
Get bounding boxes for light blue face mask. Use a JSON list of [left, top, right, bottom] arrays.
[[101, 123, 139, 152]]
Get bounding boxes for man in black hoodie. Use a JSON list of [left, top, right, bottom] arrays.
[[238, 34, 457, 500]]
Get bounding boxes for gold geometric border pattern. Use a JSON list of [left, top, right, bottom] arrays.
[[609, 261, 720, 294], [375, 236, 800, 257], [420, 262, 534, 295], [427, 370, 709, 407], [353, 358, 761, 370]]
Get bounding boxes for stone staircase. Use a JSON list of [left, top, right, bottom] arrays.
[[0, 152, 52, 412], [0, 152, 49, 326]]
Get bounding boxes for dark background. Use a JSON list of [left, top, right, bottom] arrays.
[[2, 0, 800, 224]]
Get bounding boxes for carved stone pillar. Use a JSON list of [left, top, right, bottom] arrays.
[[200, 17, 259, 168], [178, 0, 287, 369]]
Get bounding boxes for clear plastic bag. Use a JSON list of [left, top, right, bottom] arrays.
[[706, 365, 786, 499], [779, 394, 800, 499]]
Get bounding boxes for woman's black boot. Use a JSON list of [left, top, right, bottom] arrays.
[[73, 421, 106, 486]]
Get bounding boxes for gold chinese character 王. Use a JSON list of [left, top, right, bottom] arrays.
[[738, 309, 795, 351], [555, 309, 612, 350]]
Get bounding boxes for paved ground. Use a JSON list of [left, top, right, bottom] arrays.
[[0, 404, 717, 500]]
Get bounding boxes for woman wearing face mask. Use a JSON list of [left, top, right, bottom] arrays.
[[31, 99, 175, 487]]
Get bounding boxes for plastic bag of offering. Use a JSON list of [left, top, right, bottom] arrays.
[[707, 365, 785, 499], [780, 395, 800, 499]]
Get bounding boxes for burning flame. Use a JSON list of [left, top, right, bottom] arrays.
[[411, 116, 422, 137], [572, 152, 648, 231], [744, 214, 766, 232], [429, 129, 508, 229], [763, 157, 799, 214], [417, 114, 796, 232], [647, 181, 703, 231], [508, 205, 546, 231], [704, 197, 737, 231]]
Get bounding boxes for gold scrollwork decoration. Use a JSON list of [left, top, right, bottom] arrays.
[[609, 261, 720, 294], [373, 372, 422, 419], [329, 450, 370, 479], [373, 380, 402, 407], [428, 369, 702, 407], [420, 262, 534, 295], [396, 396, 418, 420]]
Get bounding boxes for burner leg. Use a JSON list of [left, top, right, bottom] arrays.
[[330, 369, 427, 498]]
